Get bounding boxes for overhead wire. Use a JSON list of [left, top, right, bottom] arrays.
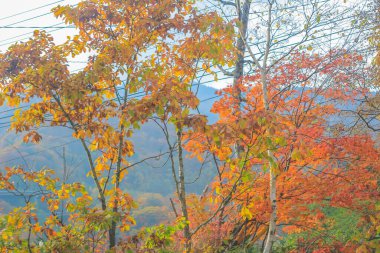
[[1, 42, 374, 164], [0, 0, 64, 21], [0, 1, 344, 47], [0, 24, 374, 125], [0, 1, 374, 152], [0, 86, 222, 165]]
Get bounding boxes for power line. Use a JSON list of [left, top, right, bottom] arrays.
[[2, 12, 55, 27], [0, 27, 373, 125], [0, 89, 223, 165], [0, 0, 64, 21], [0, 45, 374, 129], [0, 2, 372, 122], [0, 22, 64, 44], [0, 45, 375, 163], [0, 3, 79, 47], [218, 0, 331, 18], [0, 26, 75, 29], [0, 105, 30, 114], [0, 1, 373, 179], [0, 1, 345, 47], [0, 139, 79, 165], [0, 7, 366, 54]]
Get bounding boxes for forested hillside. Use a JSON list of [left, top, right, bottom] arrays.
[[0, 0, 379, 252]]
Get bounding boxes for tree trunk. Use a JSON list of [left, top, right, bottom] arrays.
[[177, 129, 192, 253], [109, 94, 128, 249], [263, 168, 277, 253], [233, 0, 252, 156], [109, 226, 116, 250], [261, 70, 277, 253], [233, 0, 251, 88], [52, 94, 107, 214]]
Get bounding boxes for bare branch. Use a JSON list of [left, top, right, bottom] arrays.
[[217, 65, 235, 76], [217, 0, 237, 7]]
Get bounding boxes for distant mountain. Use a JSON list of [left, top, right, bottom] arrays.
[[0, 85, 219, 205]]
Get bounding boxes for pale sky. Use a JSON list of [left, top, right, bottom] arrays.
[[0, 0, 80, 48], [0, 0, 369, 90], [0, 0, 232, 88], [0, 0, 88, 71], [0, 0, 229, 87]]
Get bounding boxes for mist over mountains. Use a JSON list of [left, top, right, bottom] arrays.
[[0, 85, 219, 215]]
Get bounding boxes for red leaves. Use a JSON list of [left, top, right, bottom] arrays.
[[181, 50, 379, 251], [22, 130, 42, 143]]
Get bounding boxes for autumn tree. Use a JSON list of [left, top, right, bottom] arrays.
[[184, 47, 379, 251], [0, 167, 103, 252], [137, 12, 235, 252], [0, 0, 230, 250], [352, 0, 380, 133], [0, 0, 236, 251], [0, 0, 378, 252], [190, 0, 377, 251]]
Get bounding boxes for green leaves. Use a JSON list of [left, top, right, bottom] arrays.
[[316, 14, 321, 23]]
